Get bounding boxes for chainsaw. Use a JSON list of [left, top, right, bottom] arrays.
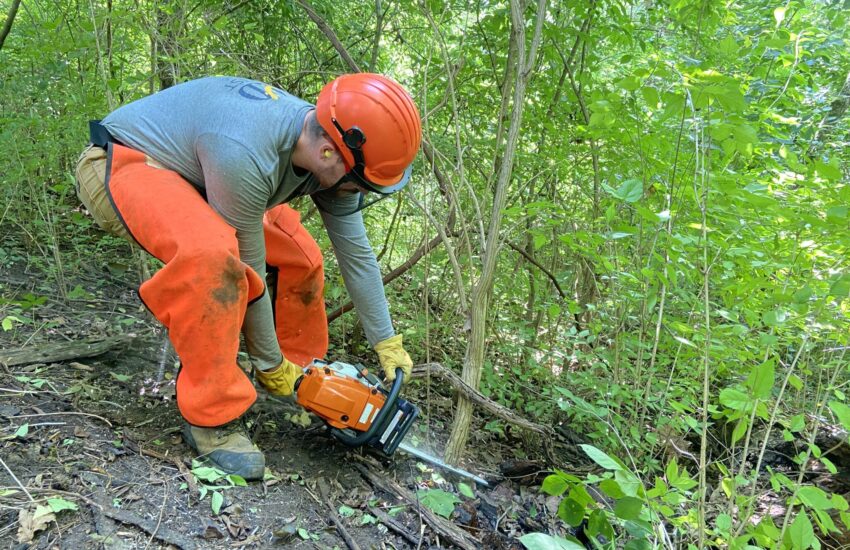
[[293, 359, 488, 486]]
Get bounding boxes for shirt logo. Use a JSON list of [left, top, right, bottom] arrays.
[[224, 78, 282, 101]]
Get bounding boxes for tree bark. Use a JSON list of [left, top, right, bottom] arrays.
[[295, 0, 361, 72], [0, 0, 22, 51]]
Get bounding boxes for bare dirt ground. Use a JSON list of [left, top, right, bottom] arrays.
[[0, 254, 581, 549]]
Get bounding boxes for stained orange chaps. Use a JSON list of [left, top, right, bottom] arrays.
[[105, 144, 328, 427]]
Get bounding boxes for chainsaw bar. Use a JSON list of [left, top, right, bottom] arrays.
[[397, 441, 489, 487]]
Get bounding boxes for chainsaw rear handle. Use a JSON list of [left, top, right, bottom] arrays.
[[330, 368, 404, 447]]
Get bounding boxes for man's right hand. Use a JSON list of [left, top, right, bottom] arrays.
[[255, 357, 303, 396]]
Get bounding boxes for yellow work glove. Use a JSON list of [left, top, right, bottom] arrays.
[[255, 357, 303, 396], [374, 334, 413, 384]]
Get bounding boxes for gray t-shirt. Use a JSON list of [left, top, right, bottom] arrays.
[[102, 76, 394, 369]]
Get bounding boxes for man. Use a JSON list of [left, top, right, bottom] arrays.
[[74, 74, 421, 480]]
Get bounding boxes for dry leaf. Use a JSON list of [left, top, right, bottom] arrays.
[[69, 362, 94, 372], [17, 505, 55, 543], [289, 411, 312, 428]]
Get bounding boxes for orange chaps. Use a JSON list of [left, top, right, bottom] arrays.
[[105, 144, 328, 427]]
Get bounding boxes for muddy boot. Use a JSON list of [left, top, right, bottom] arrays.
[[182, 419, 265, 481]]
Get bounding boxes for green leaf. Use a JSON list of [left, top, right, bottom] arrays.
[[827, 207, 848, 224], [338, 505, 356, 517], [297, 527, 310, 539], [568, 485, 595, 508], [519, 532, 586, 550], [829, 401, 850, 431], [715, 513, 732, 532], [774, 6, 786, 25], [1, 317, 12, 331], [785, 510, 815, 549], [763, 309, 786, 327], [211, 491, 224, 515], [458, 482, 475, 499], [192, 466, 225, 483], [14, 423, 29, 438], [360, 513, 377, 525], [587, 509, 615, 540], [822, 457, 838, 475], [815, 159, 841, 181], [747, 360, 775, 399], [109, 372, 132, 383], [829, 276, 850, 298], [599, 478, 625, 499], [417, 489, 461, 518], [719, 388, 750, 411], [616, 179, 643, 203], [798, 486, 833, 511], [602, 178, 642, 203], [614, 496, 643, 520], [558, 498, 585, 526], [615, 469, 642, 497], [227, 474, 247, 487], [730, 419, 748, 445], [579, 444, 622, 470], [47, 498, 78, 513], [665, 459, 679, 483], [541, 474, 569, 496]]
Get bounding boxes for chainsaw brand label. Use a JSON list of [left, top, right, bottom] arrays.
[[380, 411, 405, 444], [358, 403, 376, 425]]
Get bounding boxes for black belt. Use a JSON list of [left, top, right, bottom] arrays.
[[89, 120, 123, 148]]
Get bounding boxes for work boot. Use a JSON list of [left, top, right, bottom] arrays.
[[182, 419, 265, 481]]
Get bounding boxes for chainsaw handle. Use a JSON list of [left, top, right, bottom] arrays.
[[330, 368, 404, 447]]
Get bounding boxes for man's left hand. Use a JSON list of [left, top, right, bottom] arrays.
[[375, 334, 413, 384]]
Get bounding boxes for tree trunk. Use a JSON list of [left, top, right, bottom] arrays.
[[0, 0, 22, 51], [444, 0, 547, 464]]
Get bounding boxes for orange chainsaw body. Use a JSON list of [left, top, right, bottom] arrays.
[[295, 363, 386, 430]]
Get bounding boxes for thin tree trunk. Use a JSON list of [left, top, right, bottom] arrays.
[[444, 0, 547, 464], [0, 0, 22, 51]]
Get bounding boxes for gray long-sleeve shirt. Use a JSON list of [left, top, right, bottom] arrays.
[[101, 76, 394, 369]]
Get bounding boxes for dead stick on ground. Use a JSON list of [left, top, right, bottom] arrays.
[[355, 463, 478, 550], [0, 334, 136, 367], [86, 492, 196, 550], [12, 411, 113, 427], [0, 454, 34, 502], [318, 480, 361, 550], [368, 506, 419, 546]]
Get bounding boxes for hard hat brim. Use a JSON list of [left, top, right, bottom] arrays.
[[360, 165, 412, 195]]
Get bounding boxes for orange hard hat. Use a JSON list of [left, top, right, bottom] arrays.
[[316, 73, 421, 194]]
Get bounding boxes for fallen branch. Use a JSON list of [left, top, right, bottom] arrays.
[[0, 334, 135, 367], [355, 462, 479, 550], [89, 492, 197, 550], [368, 505, 419, 546], [413, 361, 558, 462], [318, 479, 361, 550]]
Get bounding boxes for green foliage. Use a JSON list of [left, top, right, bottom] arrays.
[[2, 0, 849, 546], [417, 489, 461, 519], [190, 460, 247, 515]]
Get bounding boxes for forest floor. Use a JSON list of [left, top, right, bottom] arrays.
[[0, 250, 584, 550]]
